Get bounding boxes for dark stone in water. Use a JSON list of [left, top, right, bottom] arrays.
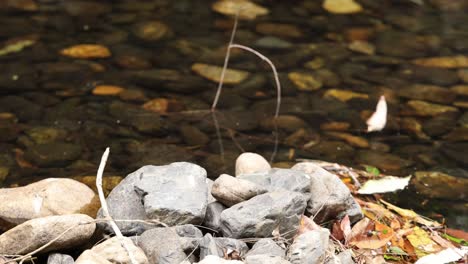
[[423, 113, 458, 137], [376, 30, 440, 58], [24, 142, 82, 167], [0, 96, 43, 121], [397, 65, 459, 86]]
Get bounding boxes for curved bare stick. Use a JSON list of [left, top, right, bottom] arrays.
[[229, 44, 281, 118], [211, 12, 239, 112], [96, 148, 138, 264]]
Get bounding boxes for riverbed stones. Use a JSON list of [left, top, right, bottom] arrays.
[[76, 236, 148, 264], [288, 72, 322, 91], [403, 100, 458, 117], [0, 178, 98, 229], [24, 142, 82, 167], [219, 190, 307, 239], [191, 63, 250, 84], [235, 152, 271, 176], [211, 174, 268, 206], [203, 201, 227, 231], [98, 162, 208, 235], [412, 55, 468, 68], [322, 0, 362, 14], [199, 233, 249, 259], [397, 84, 456, 104], [287, 228, 330, 264], [212, 0, 269, 20], [137, 225, 202, 264], [133, 21, 172, 42], [238, 168, 311, 193], [47, 253, 74, 264], [412, 171, 468, 200], [292, 162, 363, 224], [246, 238, 286, 258], [0, 214, 95, 255]]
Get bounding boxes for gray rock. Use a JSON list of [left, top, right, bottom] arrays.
[[212, 174, 268, 207], [203, 202, 227, 231], [288, 229, 330, 264], [196, 255, 243, 264], [199, 233, 249, 259], [238, 168, 311, 193], [0, 214, 95, 255], [206, 179, 217, 203], [245, 255, 291, 264], [246, 238, 285, 258], [47, 253, 74, 264], [97, 168, 151, 235], [137, 225, 202, 264], [219, 190, 307, 239], [292, 162, 363, 224], [337, 250, 355, 264], [98, 162, 208, 235], [134, 162, 208, 225]]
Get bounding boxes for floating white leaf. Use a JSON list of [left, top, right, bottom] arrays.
[[415, 247, 468, 264], [358, 175, 411, 194], [366, 95, 387, 132]]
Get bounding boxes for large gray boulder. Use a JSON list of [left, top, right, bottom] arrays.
[[288, 228, 330, 264], [238, 168, 311, 193], [136, 225, 202, 264], [292, 162, 363, 224], [98, 162, 209, 235], [219, 190, 307, 239]]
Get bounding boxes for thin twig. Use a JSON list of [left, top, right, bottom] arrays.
[[211, 11, 239, 112], [229, 44, 281, 118], [96, 148, 138, 264]]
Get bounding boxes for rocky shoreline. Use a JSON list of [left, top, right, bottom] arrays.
[[0, 152, 466, 264], [0, 152, 358, 263]]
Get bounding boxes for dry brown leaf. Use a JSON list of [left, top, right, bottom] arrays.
[[348, 218, 394, 249], [380, 199, 441, 227], [430, 232, 455, 249]]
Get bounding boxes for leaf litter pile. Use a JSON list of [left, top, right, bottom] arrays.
[[304, 161, 468, 264]]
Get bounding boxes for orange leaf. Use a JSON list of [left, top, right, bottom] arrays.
[[349, 219, 394, 249], [297, 215, 320, 237]]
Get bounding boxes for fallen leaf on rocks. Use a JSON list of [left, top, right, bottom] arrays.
[[191, 63, 249, 84], [348, 218, 394, 249], [92, 85, 124, 96], [212, 0, 269, 20], [380, 200, 441, 228], [60, 44, 111, 59], [407, 226, 441, 258], [366, 95, 387, 132], [415, 247, 468, 264], [358, 175, 411, 194], [323, 0, 363, 14], [332, 215, 352, 242]]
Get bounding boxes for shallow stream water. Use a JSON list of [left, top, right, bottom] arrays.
[[0, 0, 467, 230]]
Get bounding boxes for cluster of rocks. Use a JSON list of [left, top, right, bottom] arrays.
[[0, 152, 362, 264], [0, 0, 467, 229]]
